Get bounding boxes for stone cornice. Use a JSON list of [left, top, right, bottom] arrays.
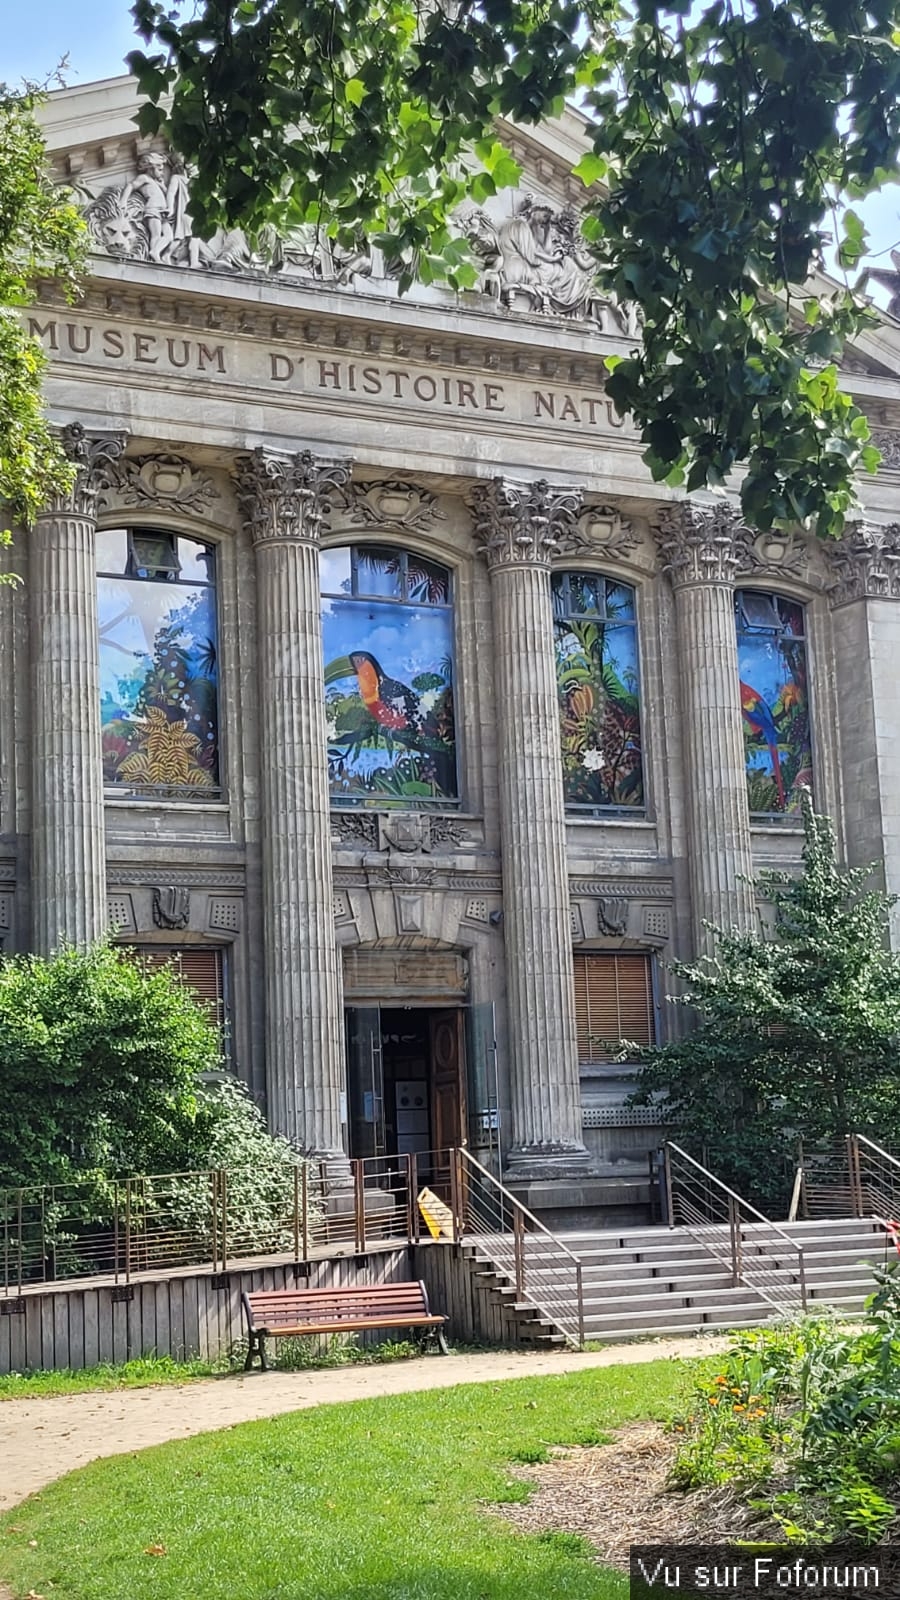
[[827, 520, 900, 607], [468, 477, 584, 571], [235, 447, 351, 547], [654, 500, 749, 588], [43, 423, 128, 520]]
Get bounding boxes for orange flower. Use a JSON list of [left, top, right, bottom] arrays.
[[714, 1375, 728, 1386], [733, 1404, 746, 1413], [708, 1396, 720, 1407]]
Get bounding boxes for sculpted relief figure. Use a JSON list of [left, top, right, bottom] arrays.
[[462, 195, 641, 335], [82, 147, 262, 273], [77, 150, 638, 337]]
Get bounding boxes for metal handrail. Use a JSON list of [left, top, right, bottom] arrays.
[[792, 1134, 900, 1221], [664, 1141, 807, 1314], [852, 1133, 900, 1220], [456, 1148, 585, 1347]]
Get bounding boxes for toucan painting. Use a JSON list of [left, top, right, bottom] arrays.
[[323, 622, 456, 801]]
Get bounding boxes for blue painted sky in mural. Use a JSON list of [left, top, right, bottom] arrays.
[[321, 598, 453, 690], [98, 581, 215, 714]]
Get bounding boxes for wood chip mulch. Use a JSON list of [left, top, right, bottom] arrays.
[[493, 1421, 761, 1569]]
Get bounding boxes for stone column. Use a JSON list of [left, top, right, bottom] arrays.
[[236, 448, 350, 1156], [31, 424, 126, 953], [828, 522, 900, 946], [655, 502, 756, 950], [469, 478, 592, 1180]]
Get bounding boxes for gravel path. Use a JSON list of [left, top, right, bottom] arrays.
[[0, 1336, 727, 1515]]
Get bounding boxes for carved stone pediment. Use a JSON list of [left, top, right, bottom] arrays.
[[327, 480, 446, 535], [101, 453, 219, 515], [555, 503, 640, 561], [734, 527, 811, 585]]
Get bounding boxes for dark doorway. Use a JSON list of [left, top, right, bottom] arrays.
[[344, 1005, 467, 1163]]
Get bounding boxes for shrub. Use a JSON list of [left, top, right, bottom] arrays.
[[670, 1266, 900, 1543]]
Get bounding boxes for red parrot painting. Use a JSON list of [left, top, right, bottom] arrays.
[[740, 681, 785, 808]]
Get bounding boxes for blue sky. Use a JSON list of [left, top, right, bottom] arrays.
[[5, 1, 900, 287]]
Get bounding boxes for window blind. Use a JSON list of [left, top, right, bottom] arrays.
[[573, 952, 654, 1062], [121, 946, 224, 1026]]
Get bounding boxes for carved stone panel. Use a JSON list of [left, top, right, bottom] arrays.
[[597, 896, 629, 937], [102, 453, 220, 516], [152, 886, 191, 929]]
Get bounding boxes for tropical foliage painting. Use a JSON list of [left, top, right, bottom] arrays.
[[735, 589, 812, 817], [322, 546, 457, 804], [553, 573, 644, 810], [97, 530, 219, 794]]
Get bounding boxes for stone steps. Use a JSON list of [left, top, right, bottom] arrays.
[[464, 1216, 889, 1346]]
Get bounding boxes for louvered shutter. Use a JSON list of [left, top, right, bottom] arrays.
[[573, 953, 654, 1062]]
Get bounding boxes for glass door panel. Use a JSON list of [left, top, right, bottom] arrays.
[[345, 1006, 386, 1162], [466, 1002, 500, 1175]]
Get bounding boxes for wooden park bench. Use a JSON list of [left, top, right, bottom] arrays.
[[241, 1280, 450, 1370]]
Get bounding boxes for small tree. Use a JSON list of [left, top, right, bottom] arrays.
[[632, 798, 900, 1213], [0, 939, 280, 1190]]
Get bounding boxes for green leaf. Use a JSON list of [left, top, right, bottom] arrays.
[[345, 78, 366, 107], [571, 152, 607, 187]]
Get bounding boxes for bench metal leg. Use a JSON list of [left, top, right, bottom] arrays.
[[436, 1327, 450, 1356], [244, 1330, 269, 1372]]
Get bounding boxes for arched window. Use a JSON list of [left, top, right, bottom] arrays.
[[321, 545, 457, 804], [735, 589, 812, 817], [552, 572, 644, 812], [96, 528, 219, 796]]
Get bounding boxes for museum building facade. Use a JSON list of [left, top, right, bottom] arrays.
[[8, 76, 900, 1214]]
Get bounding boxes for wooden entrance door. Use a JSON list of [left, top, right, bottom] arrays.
[[429, 1009, 467, 1154]]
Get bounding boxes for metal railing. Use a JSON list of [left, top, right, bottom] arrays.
[[663, 1142, 807, 1316], [452, 1148, 585, 1348], [791, 1134, 900, 1221], [0, 1153, 434, 1294]]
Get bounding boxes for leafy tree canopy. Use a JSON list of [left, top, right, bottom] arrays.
[[632, 797, 900, 1212], [0, 939, 289, 1192], [0, 84, 86, 537], [129, 0, 900, 536]]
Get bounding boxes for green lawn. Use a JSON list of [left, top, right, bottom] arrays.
[[0, 1362, 688, 1600]]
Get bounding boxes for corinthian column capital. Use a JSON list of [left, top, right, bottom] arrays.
[[235, 447, 351, 547], [654, 499, 749, 588], [827, 520, 900, 608], [48, 424, 128, 520], [468, 477, 583, 572]]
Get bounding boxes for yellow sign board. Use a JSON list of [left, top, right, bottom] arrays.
[[417, 1187, 455, 1241]]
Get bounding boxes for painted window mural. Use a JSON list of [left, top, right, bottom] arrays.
[[97, 528, 219, 795], [553, 572, 644, 811], [735, 589, 812, 817], [322, 545, 457, 805]]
